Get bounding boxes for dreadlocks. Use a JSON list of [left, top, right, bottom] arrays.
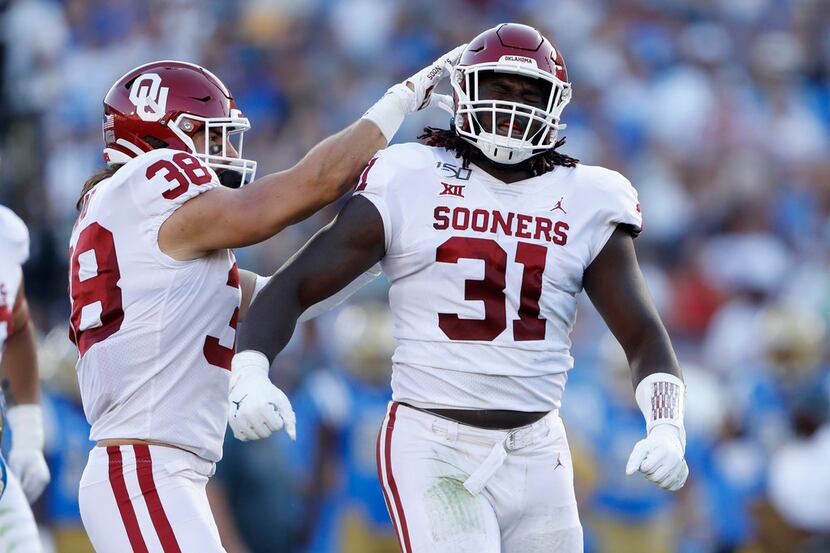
[[418, 126, 579, 176]]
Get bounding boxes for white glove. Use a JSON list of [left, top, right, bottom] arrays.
[[626, 423, 689, 491], [403, 43, 467, 113], [6, 404, 51, 503], [228, 351, 296, 442], [626, 372, 688, 491], [362, 44, 467, 141]]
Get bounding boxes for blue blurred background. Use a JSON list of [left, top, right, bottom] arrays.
[[1, 0, 829, 552]]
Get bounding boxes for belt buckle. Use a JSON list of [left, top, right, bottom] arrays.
[[504, 419, 546, 452], [504, 429, 524, 452]]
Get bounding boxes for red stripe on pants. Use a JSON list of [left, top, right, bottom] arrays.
[[107, 446, 149, 553], [376, 415, 403, 545], [384, 403, 412, 552], [134, 445, 181, 553]]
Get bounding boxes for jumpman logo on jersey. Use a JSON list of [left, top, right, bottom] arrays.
[[554, 453, 564, 471], [551, 197, 567, 214], [231, 394, 247, 414]]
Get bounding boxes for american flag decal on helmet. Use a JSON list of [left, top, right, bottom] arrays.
[[102, 115, 116, 143], [650, 381, 680, 421]]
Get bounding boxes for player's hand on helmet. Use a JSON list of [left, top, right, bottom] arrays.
[[403, 43, 467, 113], [625, 423, 688, 491], [228, 351, 296, 442], [362, 44, 466, 141], [6, 405, 51, 503]]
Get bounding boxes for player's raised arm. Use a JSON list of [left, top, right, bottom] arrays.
[[583, 226, 688, 491], [227, 195, 386, 441], [159, 46, 465, 260]]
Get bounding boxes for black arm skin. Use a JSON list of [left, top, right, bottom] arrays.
[[237, 195, 385, 362], [583, 226, 682, 386]]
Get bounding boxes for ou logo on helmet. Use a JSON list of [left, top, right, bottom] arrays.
[[129, 73, 170, 122]]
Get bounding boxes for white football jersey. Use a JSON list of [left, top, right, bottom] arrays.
[[0, 205, 30, 365], [355, 143, 642, 412], [68, 149, 239, 462]]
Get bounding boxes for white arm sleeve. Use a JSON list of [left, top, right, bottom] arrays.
[[298, 264, 382, 322]]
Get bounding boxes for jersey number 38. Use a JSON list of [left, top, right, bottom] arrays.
[[69, 153, 236, 368]]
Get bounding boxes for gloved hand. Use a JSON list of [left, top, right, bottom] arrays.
[[362, 44, 467, 141], [7, 404, 51, 503], [625, 423, 688, 491], [228, 351, 296, 441], [403, 43, 467, 113]]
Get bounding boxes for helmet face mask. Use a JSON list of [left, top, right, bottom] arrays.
[[102, 60, 257, 186], [171, 110, 256, 188], [451, 24, 572, 165]]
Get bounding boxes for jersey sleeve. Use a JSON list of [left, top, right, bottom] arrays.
[[0, 205, 30, 265], [352, 150, 398, 253], [608, 172, 642, 235], [586, 170, 643, 264], [125, 149, 220, 265]]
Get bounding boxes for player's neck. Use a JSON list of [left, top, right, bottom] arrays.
[[469, 152, 534, 184]]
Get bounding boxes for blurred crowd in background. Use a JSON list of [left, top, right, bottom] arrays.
[[1, 0, 829, 552]]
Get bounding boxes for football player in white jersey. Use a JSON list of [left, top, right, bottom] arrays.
[[233, 23, 688, 553], [69, 52, 463, 553], [0, 205, 51, 553]]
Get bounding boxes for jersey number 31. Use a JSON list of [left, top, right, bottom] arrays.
[[437, 236, 547, 342]]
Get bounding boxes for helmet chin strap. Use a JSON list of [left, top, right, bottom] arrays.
[[217, 169, 243, 188], [473, 131, 537, 165]]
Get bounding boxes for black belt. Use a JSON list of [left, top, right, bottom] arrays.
[[400, 403, 548, 430]]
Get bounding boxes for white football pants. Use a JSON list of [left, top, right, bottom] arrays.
[[0, 468, 42, 553], [79, 444, 224, 553], [376, 403, 583, 553]]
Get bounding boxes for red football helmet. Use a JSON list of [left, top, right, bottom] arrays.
[[102, 60, 256, 186], [450, 23, 572, 165]]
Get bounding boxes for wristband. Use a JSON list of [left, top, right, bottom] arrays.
[[230, 350, 270, 389], [361, 84, 412, 142], [635, 372, 685, 434], [6, 404, 45, 451]]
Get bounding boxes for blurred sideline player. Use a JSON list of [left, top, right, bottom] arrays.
[[234, 23, 689, 552], [301, 303, 398, 553], [69, 52, 461, 552], [0, 205, 51, 553]]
